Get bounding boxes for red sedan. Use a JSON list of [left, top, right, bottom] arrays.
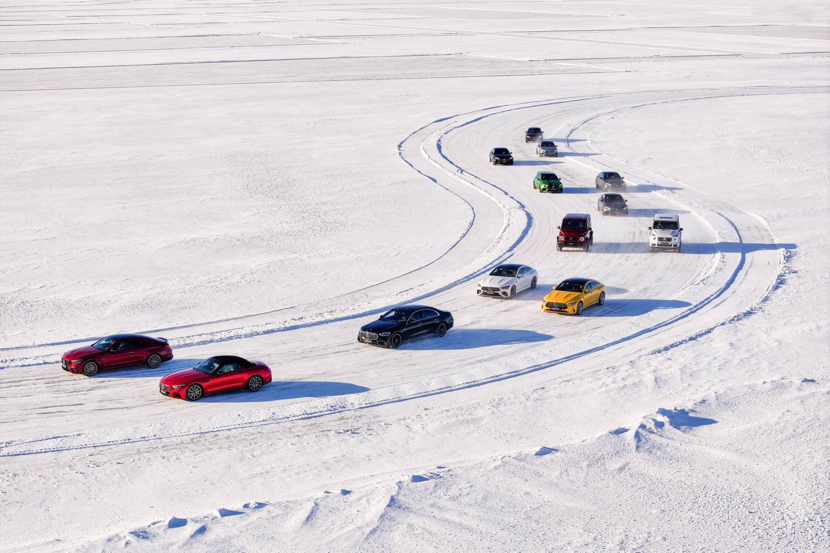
[[62, 334, 173, 376], [159, 356, 272, 401]]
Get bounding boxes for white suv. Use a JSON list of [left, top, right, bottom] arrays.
[[649, 214, 683, 252]]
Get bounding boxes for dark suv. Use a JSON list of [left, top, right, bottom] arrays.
[[525, 127, 544, 142], [489, 148, 514, 165], [557, 213, 593, 251]]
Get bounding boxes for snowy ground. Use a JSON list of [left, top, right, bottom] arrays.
[[1, 1, 828, 551]]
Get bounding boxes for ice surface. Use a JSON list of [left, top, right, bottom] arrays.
[[0, 0, 828, 551]]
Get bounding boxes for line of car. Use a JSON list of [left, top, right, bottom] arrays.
[[58, 124, 685, 400]]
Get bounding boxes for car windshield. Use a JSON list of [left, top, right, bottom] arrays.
[[540, 142, 555, 147], [380, 309, 410, 322], [561, 219, 587, 230], [92, 337, 117, 351], [194, 358, 222, 374], [653, 220, 679, 230], [605, 194, 623, 202], [490, 266, 518, 277], [493, 148, 509, 155], [540, 173, 558, 180], [556, 280, 585, 292], [606, 172, 622, 179], [527, 128, 541, 133]]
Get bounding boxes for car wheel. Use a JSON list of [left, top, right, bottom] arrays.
[[530, 277, 537, 290], [677, 245, 682, 253], [82, 361, 99, 377], [576, 301, 583, 315], [556, 245, 562, 251], [185, 384, 203, 401], [584, 243, 590, 252], [508, 160, 513, 165], [509, 286, 516, 299], [598, 292, 606, 305], [649, 246, 654, 252], [146, 353, 162, 368], [436, 323, 447, 337], [247, 375, 264, 392], [389, 333, 403, 349]]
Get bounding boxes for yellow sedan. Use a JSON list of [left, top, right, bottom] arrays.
[[541, 278, 606, 315]]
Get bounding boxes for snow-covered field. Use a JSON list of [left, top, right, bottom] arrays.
[[1, 1, 828, 551]]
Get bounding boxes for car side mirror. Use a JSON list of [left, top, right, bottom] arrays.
[[557, 225, 561, 229], [648, 226, 652, 230], [679, 228, 684, 231]]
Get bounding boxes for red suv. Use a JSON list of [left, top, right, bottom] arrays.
[[557, 213, 593, 251]]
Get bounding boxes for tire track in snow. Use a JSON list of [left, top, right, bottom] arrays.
[[0, 87, 803, 457]]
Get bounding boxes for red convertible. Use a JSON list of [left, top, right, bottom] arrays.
[[159, 356, 272, 401]]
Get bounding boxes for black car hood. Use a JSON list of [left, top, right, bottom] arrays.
[[362, 319, 403, 333]]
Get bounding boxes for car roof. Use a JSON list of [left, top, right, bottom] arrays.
[[495, 263, 523, 270], [560, 277, 593, 285], [563, 213, 590, 220], [104, 333, 160, 342], [210, 355, 252, 366], [395, 305, 438, 311], [527, 127, 541, 130], [654, 213, 679, 221]]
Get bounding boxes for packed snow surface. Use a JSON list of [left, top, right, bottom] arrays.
[[0, 0, 828, 551]]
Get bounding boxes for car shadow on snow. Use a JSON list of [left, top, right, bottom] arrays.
[[589, 242, 796, 255], [404, 328, 552, 350], [578, 299, 692, 317], [510, 160, 556, 166], [511, 285, 629, 302], [93, 359, 203, 379], [201, 381, 370, 403], [625, 208, 689, 218]]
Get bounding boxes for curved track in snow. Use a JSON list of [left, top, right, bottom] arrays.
[[0, 86, 814, 456]]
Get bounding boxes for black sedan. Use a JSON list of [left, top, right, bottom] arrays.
[[489, 148, 514, 165], [525, 127, 543, 142], [597, 193, 629, 216], [358, 305, 454, 349]]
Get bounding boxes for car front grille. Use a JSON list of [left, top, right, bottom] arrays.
[[482, 287, 501, 293], [658, 237, 672, 242], [546, 302, 567, 310], [359, 331, 378, 341], [62, 359, 69, 371], [161, 384, 170, 391]]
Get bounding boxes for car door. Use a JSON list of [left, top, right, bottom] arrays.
[[105, 340, 135, 368], [211, 362, 245, 393], [585, 282, 599, 305], [596, 173, 604, 186], [403, 311, 424, 339], [131, 339, 151, 365], [419, 309, 440, 335], [598, 194, 605, 210], [516, 267, 529, 291]]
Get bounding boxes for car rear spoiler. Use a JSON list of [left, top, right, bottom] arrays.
[[157, 337, 168, 343]]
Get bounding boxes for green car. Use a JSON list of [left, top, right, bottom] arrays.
[[533, 171, 563, 193]]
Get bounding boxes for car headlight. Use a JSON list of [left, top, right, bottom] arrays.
[[379, 332, 391, 337], [567, 301, 577, 306], [579, 237, 585, 242], [172, 384, 186, 389], [603, 207, 610, 211], [70, 359, 83, 363]]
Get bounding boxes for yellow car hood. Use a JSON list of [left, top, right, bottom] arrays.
[[542, 290, 583, 303]]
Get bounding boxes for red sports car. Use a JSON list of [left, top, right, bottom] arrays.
[[61, 334, 173, 376], [159, 356, 272, 401]]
